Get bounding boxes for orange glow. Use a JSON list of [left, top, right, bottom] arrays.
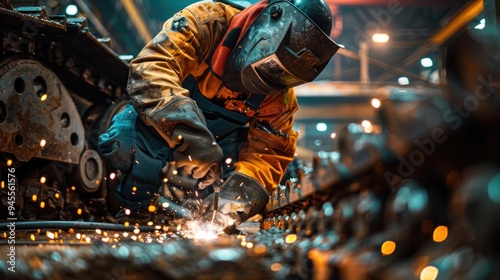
[[148, 205, 157, 212], [270, 263, 282, 272], [381, 240, 396, 255], [433, 226, 448, 242], [254, 244, 267, 254]]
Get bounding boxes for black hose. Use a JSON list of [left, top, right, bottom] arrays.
[[0, 220, 157, 232]]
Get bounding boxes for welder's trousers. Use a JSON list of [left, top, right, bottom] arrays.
[[98, 103, 247, 210]]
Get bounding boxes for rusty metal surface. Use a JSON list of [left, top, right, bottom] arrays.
[[0, 1, 129, 223], [0, 58, 85, 164]]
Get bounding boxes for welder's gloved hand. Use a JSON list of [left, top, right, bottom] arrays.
[[169, 123, 222, 188], [201, 172, 269, 228], [141, 96, 223, 188]]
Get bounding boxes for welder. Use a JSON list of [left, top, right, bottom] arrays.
[[98, 0, 341, 227]]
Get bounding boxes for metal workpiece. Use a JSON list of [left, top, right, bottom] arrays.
[[0, 58, 85, 164], [0, 0, 128, 223]]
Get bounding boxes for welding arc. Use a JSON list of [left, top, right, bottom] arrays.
[[0, 221, 157, 232]]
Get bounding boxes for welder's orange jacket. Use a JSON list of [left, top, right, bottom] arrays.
[[126, 1, 298, 193]]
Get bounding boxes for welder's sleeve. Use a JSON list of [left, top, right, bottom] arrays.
[[125, 5, 227, 184], [234, 89, 299, 193]]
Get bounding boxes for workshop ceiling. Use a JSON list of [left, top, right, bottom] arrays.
[[9, 0, 478, 84]]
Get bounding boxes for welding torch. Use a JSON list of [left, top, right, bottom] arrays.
[[212, 167, 223, 212]]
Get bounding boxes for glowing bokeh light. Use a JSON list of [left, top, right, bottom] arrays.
[[285, 234, 297, 244], [371, 98, 381, 108], [420, 266, 439, 280], [432, 226, 448, 242], [381, 240, 396, 255]]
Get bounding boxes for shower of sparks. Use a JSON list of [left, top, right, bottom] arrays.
[[183, 220, 219, 240]]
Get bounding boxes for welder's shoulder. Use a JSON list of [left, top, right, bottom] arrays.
[[184, 0, 241, 26]]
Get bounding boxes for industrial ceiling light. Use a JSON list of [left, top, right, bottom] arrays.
[[398, 77, 410, 85], [371, 98, 381, 109], [474, 19, 485, 29], [316, 123, 328, 132], [65, 4, 78, 16], [421, 58, 434, 68], [371, 33, 390, 43]]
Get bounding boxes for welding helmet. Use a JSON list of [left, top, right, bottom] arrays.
[[222, 0, 343, 95]]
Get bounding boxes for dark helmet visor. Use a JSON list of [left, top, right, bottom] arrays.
[[223, 0, 343, 95]]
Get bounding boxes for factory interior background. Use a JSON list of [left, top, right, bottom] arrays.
[[1, 0, 500, 279]]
